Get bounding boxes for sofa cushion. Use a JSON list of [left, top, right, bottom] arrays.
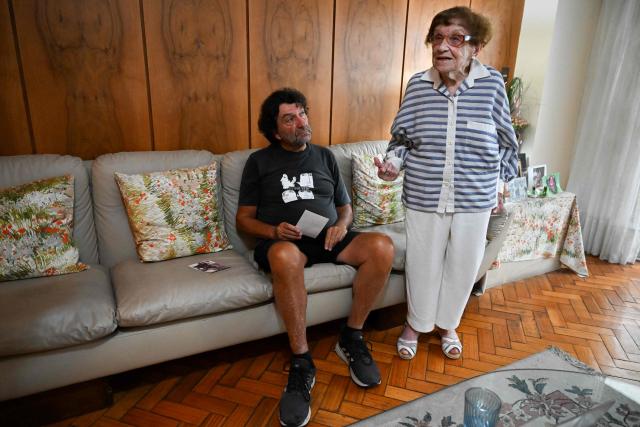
[[328, 142, 407, 271], [0, 175, 89, 281], [220, 148, 259, 257], [328, 140, 389, 200], [357, 222, 406, 271], [111, 250, 273, 327], [0, 154, 98, 264], [115, 164, 231, 262], [92, 150, 221, 268], [302, 263, 357, 293], [351, 153, 405, 228], [0, 265, 116, 357]]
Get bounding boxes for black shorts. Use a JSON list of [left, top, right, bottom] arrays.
[[253, 229, 361, 273]]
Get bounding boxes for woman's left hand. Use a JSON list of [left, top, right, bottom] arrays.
[[492, 190, 507, 214]]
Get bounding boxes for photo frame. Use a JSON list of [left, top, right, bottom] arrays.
[[506, 176, 527, 203], [544, 172, 562, 194], [517, 153, 528, 179], [527, 164, 547, 190]]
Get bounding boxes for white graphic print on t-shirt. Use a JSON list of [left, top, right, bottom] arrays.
[[281, 173, 314, 203]]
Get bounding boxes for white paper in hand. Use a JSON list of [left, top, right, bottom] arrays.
[[296, 210, 329, 238]]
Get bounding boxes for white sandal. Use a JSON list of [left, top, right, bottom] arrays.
[[397, 323, 419, 360], [441, 335, 462, 360], [397, 337, 418, 360]]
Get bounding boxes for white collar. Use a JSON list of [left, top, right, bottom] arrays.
[[421, 58, 490, 90]]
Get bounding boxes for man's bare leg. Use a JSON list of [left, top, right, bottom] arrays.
[[268, 241, 309, 354], [337, 232, 394, 327], [269, 242, 315, 427], [334, 232, 394, 387]]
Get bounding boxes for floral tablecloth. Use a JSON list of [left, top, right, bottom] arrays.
[[495, 192, 588, 277]]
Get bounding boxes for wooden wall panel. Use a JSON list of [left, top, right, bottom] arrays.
[[332, 0, 407, 145], [505, 0, 525, 82], [0, 0, 32, 155], [471, 0, 524, 80], [3, 0, 524, 157], [13, 0, 151, 159], [402, 0, 469, 98], [248, 0, 333, 148], [145, 0, 249, 153]]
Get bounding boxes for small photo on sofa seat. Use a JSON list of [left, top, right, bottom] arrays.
[[188, 260, 230, 273]]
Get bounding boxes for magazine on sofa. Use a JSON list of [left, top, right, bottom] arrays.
[[188, 260, 230, 273]]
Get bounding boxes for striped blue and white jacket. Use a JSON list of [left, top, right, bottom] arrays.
[[386, 59, 519, 213]]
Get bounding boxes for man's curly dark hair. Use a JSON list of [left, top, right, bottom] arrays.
[[258, 88, 308, 145]]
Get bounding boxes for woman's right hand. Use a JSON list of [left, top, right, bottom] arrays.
[[374, 157, 400, 181]]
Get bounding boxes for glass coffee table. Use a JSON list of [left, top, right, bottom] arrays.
[[352, 368, 640, 426]]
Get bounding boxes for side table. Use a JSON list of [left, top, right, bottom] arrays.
[[480, 192, 588, 291]]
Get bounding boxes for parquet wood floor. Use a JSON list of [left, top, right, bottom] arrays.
[[42, 256, 640, 426]]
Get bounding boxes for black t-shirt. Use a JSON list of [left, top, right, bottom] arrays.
[[238, 143, 350, 229]]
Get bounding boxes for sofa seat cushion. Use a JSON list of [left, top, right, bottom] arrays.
[[356, 222, 406, 271], [112, 250, 273, 327], [302, 263, 357, 293], [243, 249, 358, 294], [0, 265, 116, 357]]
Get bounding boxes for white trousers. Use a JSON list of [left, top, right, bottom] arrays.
[[405, 208, 491, 332]]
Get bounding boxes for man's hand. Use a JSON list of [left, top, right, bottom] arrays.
[[274, 222, 302, 240], [324, 224, 348, 251], [374, 157, 400, 181]]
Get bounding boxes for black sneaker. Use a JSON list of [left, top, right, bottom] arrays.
[[279, 357, 316, 427], [335, 329, 381, 387]]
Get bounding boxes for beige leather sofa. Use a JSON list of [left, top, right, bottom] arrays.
[[0, 140, 507, 401]]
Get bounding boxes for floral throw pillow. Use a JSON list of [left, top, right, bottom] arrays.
[[115, 163, 231, 262], [351, 153, 405, 228], [0, 175, 87, 281]]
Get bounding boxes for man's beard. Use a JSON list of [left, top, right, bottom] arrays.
[[283, 126, 312, 146]]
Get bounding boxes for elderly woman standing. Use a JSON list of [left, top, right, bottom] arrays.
[[375, 7, 518, 360]]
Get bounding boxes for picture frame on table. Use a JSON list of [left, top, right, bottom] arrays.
[[528, 164, 547, 190], [506, 176, 527, 203], [544, 172, 562, 194], [518, 153, 528, 180]]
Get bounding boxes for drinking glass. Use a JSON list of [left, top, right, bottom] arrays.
[[463, 387, 502, 427]]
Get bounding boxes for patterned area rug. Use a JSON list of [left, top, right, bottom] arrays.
[[353, 347, 640, 426]]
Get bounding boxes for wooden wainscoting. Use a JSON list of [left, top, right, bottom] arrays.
[[1, 0, 524, 158]]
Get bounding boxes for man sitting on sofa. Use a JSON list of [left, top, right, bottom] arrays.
[[236, 88, 394, 427]]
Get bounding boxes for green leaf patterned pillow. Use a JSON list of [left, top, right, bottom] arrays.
[[115, 163, 231, 262], [0, 175, 88, 281], [351, 153, 405, 228]]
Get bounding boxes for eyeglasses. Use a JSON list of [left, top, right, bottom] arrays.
[[430, 33, 472, 47], [279, 110, 307, 127]]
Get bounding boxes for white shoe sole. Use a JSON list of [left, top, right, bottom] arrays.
[[279, 409, 310, 427], [335, 343, 381, 388], [279, 376, 315, 427]]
